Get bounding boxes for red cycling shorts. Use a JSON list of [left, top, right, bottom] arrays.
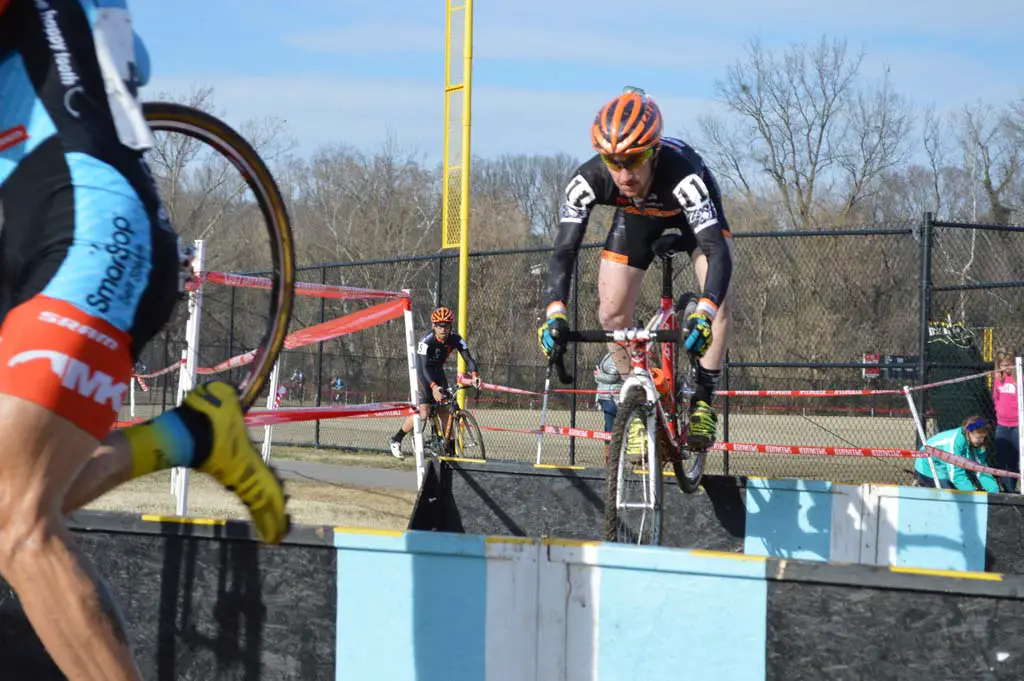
[[0, 296, 132, 440]]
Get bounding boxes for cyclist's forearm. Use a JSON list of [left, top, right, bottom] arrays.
[[544, 220, 587, 305], [694, 229, 732, 314], [460, 349, 479, 375]]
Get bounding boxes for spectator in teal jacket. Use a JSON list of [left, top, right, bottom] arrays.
[[914, 416, 999, 493]]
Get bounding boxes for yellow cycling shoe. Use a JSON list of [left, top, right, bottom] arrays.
[[184, 381, 290, 544]]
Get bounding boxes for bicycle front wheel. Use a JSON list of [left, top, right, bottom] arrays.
[[672, 292, 706, 493], [454, 411, 486, 460], [142, 102, 295, 413], [605, 386, 663, 545]]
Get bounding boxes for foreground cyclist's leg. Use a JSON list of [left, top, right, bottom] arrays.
[[0, 396, 139, 681], [62, 382, 289, 543], [597, 255, 644, 375], [599, 210, 659, 374], [0, 184, 164, 681], [687, 239, 735, 447]]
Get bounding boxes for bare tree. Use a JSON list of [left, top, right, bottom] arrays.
[[143, 86, 295, 272], [955, 102, 1021, 224], [472, 153, 580, 242], [696, 36, 912, 229]]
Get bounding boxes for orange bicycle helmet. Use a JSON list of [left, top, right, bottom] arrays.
[[591, 87, 663, 156], [431, 306, 454, 325]]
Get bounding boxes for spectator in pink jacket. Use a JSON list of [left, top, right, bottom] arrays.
[[993, 348, 1020, 492]]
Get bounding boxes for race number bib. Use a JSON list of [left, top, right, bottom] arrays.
[[672, 173, 718, 233], [92, 7, 154, 150]]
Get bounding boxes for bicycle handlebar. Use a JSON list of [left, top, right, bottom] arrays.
[[555, 328, 682, 344], [547, 327, 683, 385], [444, 381, 480, 401]]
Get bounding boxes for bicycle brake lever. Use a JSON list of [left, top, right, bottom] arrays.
[[550, 345, 574, 384]]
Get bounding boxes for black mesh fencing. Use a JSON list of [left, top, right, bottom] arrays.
[[127, 214, 1024, 485]]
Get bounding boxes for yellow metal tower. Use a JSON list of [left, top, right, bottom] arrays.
[[441, 0, 474, 405]]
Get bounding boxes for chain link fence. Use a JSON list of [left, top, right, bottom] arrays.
[[127, 215, 1024, 485]]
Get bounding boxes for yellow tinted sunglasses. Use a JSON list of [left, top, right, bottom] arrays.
[[601, 147, 654, 171]]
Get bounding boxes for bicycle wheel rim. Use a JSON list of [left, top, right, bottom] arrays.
[[142, 102, 295, 412], [455, 412, 486, 459], [614, 408, 661, 545], [606, 387, 661, 545], [674, 448, 706, 492]]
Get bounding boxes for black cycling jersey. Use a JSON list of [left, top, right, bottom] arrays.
[[415, 331, 478, 389], [544, 137, 733, 314]]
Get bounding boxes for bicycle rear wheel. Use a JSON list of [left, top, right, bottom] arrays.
[[142, 102, 295, 413], [454, 411, 486, 460], [426, 412, 446, 458], [605, 386, 663, 545]]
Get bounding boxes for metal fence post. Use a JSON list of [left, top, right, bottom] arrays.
[[569, 257, 580, 465], [160, 329, 170, 413], [916, 212, 934, 448], [722, 348, 730, 476], [227, 286, 236, 385], [435, 254, 443, 308], [314, 266, 327, 447]]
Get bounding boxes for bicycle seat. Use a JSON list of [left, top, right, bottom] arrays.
[[652, 234, 690, 259]]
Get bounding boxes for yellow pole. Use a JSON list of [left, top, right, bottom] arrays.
[[984, 327, 994, 390], [455, 0, 473, 409], [440, 0, 453, 254]]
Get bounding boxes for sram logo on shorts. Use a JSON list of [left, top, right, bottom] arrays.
[[8, 350, 127, 411], [38, 311, 119, 350]]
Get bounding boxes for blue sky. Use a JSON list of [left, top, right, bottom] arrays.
[[133, 0, 1023, 165]]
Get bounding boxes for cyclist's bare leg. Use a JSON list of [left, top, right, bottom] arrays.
[[417, 405, 432, 434], [435, 404, 453, 449], [691, 239, 735, 371], [0, 397, 141, 681], [598, 258, 647, 375], [399, 410, 420, 437], [61, 434, 131, 515]]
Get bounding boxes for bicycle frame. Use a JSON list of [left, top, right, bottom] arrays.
[[428, 383, 475, 445], [616, 251, 684, 451]]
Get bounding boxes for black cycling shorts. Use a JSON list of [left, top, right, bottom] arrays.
[[418, 378, 450, 406], [601, 209, 697, 270]]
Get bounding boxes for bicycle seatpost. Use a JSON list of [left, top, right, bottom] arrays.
[[660, 251, 673, 300]]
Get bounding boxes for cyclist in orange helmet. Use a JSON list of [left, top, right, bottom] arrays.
[[390, 306, 482, 458], [538, 87, 735, 450]]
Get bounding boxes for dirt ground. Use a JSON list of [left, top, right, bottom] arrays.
[[84, 467, 417, 530]]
